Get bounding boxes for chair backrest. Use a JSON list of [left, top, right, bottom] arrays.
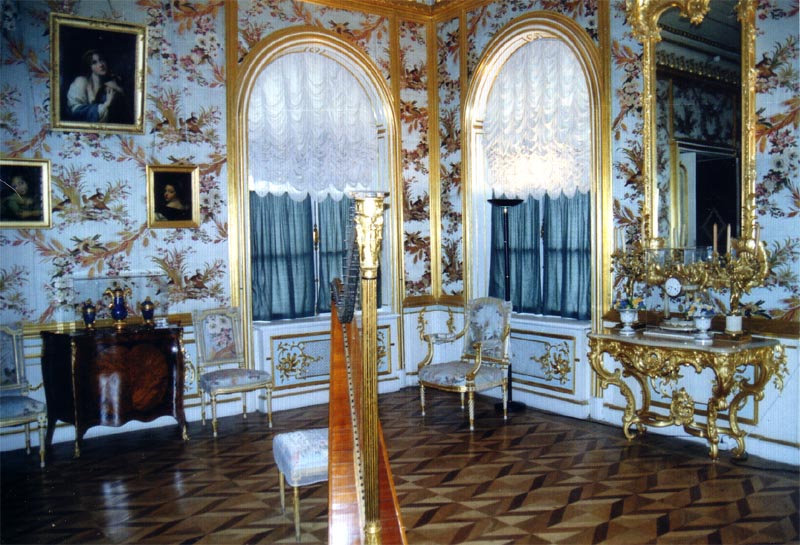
[[192, 307, 246, 370], [0, 324, 28, 396], [462, 297, 512, 363]]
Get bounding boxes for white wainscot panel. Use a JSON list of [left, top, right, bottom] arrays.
[[508, 316, 592, 419], [253, 312, 403, 415]]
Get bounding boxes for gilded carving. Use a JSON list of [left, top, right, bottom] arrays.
[[531, 341, 571, 384], [417, 309, 427, 341], [588, 332, 786, 460], [276, 341, 322, 380], [669, 387, 695, 425]]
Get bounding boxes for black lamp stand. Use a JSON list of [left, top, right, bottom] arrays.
[[488, 197, 526, 414]]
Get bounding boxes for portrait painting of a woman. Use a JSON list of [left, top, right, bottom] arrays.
[[147, 165, 200, 228], [50, 14, 145, 133]]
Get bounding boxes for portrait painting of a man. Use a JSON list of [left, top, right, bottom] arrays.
[[0, 158, 52, 229]]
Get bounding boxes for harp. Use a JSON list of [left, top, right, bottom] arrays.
[[328, 192, 406, 544]]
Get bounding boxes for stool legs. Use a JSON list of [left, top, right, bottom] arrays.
[[293, 486, 301, 541], [279, 472, 286, 512]]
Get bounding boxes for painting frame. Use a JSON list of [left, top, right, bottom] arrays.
[[0, 158, 52, 229], [50, 13, 146, 134], [147, 164, 200, 229]]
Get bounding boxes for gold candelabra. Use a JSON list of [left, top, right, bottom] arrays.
[[612, 232, 769, 315]]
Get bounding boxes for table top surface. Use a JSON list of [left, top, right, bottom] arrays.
[[589, 328, 780, 354]]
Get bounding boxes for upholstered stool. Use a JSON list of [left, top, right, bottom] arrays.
[[272, 428, 328, 541]]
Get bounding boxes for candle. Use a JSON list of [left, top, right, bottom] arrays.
[[622, 228, 626, 252], [713, 223, 718, 254], [726, 224, 731, 254]]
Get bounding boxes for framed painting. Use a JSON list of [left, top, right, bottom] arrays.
[[50, 13, 146, 134], [0, 158, 52, 229], [146, 164, 200, 228]]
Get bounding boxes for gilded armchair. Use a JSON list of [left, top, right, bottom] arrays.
[[417, 297, 512, 431]]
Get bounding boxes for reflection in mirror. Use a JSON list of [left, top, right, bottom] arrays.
[[655, 0, 741, 249]]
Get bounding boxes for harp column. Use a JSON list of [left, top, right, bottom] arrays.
[[354, 191, 386, 544]]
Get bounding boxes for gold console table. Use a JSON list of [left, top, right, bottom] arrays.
[[588, 329, 787, 461]]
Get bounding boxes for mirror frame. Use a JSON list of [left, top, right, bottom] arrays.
[[627, 0, 757, 249]]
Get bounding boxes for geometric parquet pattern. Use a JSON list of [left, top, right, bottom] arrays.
[[2, 388, 798, 544]]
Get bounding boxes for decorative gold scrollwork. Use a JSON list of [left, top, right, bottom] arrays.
[[276, 340, 322, 380], [531, 341, 571, 384], [376, 329, 387, 368], [446, 307, 456, 334], [417, 309, 427, 341], [669, 387, 695, 425]]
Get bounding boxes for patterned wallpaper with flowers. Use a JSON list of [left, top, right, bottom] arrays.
[[1, 0, 797, 325], [1, 0, 230, 325]]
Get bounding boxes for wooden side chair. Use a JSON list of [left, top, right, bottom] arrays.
[[0, 324, 47, 467], [192, 307, 273, 437], [417, 296, 512, 431]]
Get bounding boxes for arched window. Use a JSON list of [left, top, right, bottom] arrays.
[[235, 31, 399, 322], [464, 14, 602, 320]]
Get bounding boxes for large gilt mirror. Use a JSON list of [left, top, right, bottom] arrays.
[[627, 0, 757, 250]]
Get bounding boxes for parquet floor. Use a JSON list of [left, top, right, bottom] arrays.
[[1, 388, 798, 544]]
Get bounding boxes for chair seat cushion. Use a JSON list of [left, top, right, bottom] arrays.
[[273, 428, 328, 487], [199, 368, 272, 392], [419, 361, 505, 389], [0, 396, 46, 420]]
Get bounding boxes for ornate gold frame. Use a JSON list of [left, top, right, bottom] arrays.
[[626, 0, 758, 249], [146, 164, 200, 229], [49, 13, 146, 134]]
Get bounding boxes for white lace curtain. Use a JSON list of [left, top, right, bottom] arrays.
[[248, 52, 382, 201], [484, 38, 591, 199]]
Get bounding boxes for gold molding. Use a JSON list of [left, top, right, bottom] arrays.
[[628, 0, 760, 249]]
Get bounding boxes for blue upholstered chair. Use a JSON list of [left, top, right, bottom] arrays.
[[417, 297, 512, 431], [192, 307, 273, 437], [0, 324, 47, 467], [272, 428, 329, 541]]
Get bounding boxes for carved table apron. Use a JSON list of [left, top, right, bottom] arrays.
[[41, 326, 188, 457], [588, 330, 787, 461]]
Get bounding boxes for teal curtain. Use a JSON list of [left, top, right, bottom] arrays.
[[489, 193, 590, 319], [489, 197, 541, 312], [542, 192, 591, 319], [317, 196, 351, 313], [250, 193, 315, 320]]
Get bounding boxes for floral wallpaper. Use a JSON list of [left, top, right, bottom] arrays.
[[751, 2, 799, 321], [1, 0, 229, 325], [437, 16, 462, 295], [1, 0, 797, 324], [399, 19, 433, 296]]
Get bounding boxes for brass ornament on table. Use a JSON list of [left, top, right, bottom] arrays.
[[103, 282, 132, 331], [81, 299, 97, 330], [139, 296, 155, 326]]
